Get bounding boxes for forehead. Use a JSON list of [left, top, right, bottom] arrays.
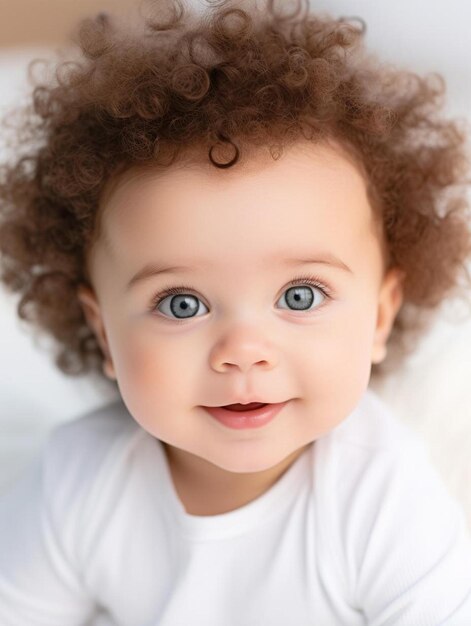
[[97, 140, 380, 269]]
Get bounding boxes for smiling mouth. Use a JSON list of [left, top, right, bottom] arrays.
[[202, 401, 289, 429], [221, 402, 268, 412]]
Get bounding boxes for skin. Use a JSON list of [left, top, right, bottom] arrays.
[[77, 139, 404, 516]]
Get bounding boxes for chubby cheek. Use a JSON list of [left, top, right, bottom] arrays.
[[298, 308, 376, 435], [110, 329, 191, 435]]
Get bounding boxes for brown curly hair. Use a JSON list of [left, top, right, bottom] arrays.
[[1, 0, 471, 389]]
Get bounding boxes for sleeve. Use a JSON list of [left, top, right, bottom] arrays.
[[349, 437, 471, 625], [0, 431, 97, 625]]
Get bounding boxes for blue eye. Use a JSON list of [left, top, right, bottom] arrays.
[[277, 284, 325, 311], [156, 291, 209, 320], [150, 275, 332, 322]]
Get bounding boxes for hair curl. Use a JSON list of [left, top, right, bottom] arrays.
[[1, 0, 471, 387]]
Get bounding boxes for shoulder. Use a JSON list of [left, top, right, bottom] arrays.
[[44, 401, 142, 481], [312, 386, 432, 526], [41, 401, 145, 533], [0, 400, 148, 596], [314, 389, 471, 617], [45, 399, 141, 463], [313, 387, 428, 497], [314, 387, 453, 525]]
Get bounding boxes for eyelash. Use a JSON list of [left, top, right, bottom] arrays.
[[147, 274, 334, 322]]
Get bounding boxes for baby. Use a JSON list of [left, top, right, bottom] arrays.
[[1, 0, 471, 624]]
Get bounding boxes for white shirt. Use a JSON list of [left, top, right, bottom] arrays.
[[1, 388, 471, 626]]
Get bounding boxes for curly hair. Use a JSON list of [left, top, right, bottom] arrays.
[[1, 0, 470, 388]]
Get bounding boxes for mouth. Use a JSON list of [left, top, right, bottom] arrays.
[[220, 402, 268, 412], [201, 401, 290, 430]]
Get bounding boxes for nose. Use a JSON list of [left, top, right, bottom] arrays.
[[209, 324, 278, 373]]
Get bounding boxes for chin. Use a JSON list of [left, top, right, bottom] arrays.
[[209, 446, 296, 475]]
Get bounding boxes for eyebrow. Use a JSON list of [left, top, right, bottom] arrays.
[[126, 253, 352, 291]]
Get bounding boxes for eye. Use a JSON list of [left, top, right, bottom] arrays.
[[149, 275, 332, 322], [154, 287, 209, 321], [276, 280, 328, 312]]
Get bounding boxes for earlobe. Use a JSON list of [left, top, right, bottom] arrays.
[[77, 284, 117, 380], [371, 268, 405, 365]]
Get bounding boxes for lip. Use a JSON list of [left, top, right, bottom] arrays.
[[202, 401, 289, 430]]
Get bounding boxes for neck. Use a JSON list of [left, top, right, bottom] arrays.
[[161, 442, 310, 516]]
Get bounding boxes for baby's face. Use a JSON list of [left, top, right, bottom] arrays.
[[79, 140, 403, 475]]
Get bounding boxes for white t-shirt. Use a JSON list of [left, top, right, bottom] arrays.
[[1, 388, 471, 626]]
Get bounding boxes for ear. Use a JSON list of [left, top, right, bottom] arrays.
[[371, 267, 405, 365], [77, 284, 117, 380]]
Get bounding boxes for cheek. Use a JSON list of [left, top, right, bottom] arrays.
[[297, 305, 377, 432], [110, 330, 188, 420]]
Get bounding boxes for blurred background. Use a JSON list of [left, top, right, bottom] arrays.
[[0, 0, 470, 118], [0, 0, 135, 48], [0, 0, 471, 526]]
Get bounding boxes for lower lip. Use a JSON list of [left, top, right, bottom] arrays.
[[202, 401, 289, 429]]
